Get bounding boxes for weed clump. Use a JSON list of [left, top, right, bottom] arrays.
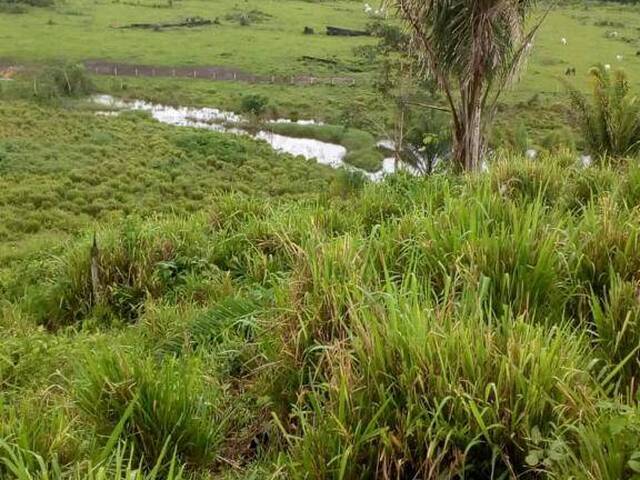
[[74, 348, 226, 469]]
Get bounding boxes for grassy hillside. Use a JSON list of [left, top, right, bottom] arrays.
[[3, 0, 640, 478], [0, 100, 336, 260], [2, 154, 640, 478]]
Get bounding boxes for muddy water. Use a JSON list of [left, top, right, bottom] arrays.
[[92, 95, 396, 180]]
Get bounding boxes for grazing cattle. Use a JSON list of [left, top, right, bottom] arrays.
[[617, 54, 624, 61], [561, 37, 568, 45], [565, 67, 576, 76]]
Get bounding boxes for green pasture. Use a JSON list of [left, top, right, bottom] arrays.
[[0, 0, 377, 76]]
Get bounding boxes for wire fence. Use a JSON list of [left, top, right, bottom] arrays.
[[83, 60, 357, 86]]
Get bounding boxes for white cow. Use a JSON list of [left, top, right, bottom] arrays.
[[617, 54, 624, 61], [561, 37, 568, 45]]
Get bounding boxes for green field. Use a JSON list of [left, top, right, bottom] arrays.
[[2, 0, 640, 96], [0, 0, 377, 75], [3, 0, 640, 478], [518, 2, 640, 99]]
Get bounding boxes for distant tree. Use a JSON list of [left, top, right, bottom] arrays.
[[240, 94, 269, 117], [565, 65, 640, 160], [35, 63, 94, 98], [386, 0, 549, 171]]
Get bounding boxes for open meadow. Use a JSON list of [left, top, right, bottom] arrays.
[[2, 0, 640, 478]]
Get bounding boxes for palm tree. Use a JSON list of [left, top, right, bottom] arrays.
[[387, 0, 546, 171], [565, 65, 640, 160]]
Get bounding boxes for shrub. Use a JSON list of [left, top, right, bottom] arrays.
[[240, 94, 269, 117], [35, 63, 94, 98], [565, 66, 640, 160], [540, 126, 576, 153]]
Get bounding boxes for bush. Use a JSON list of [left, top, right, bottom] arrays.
[[540, 126, 576, 153], [35, 63, 94, 98], [565, 66, 640, 160], [240, 94, 269, 117]]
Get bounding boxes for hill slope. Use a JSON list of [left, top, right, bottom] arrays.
[[2, 155, 640, 478]]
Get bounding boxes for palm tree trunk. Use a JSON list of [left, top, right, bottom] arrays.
[[466, 101, 483, 171], [452, 86, 484, 172]]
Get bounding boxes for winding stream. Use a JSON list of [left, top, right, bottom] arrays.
[[92, 95, 397, 180]]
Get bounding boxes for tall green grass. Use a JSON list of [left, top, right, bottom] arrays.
[[74, 347, 226, 469], [4, 154, 640, 477]]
